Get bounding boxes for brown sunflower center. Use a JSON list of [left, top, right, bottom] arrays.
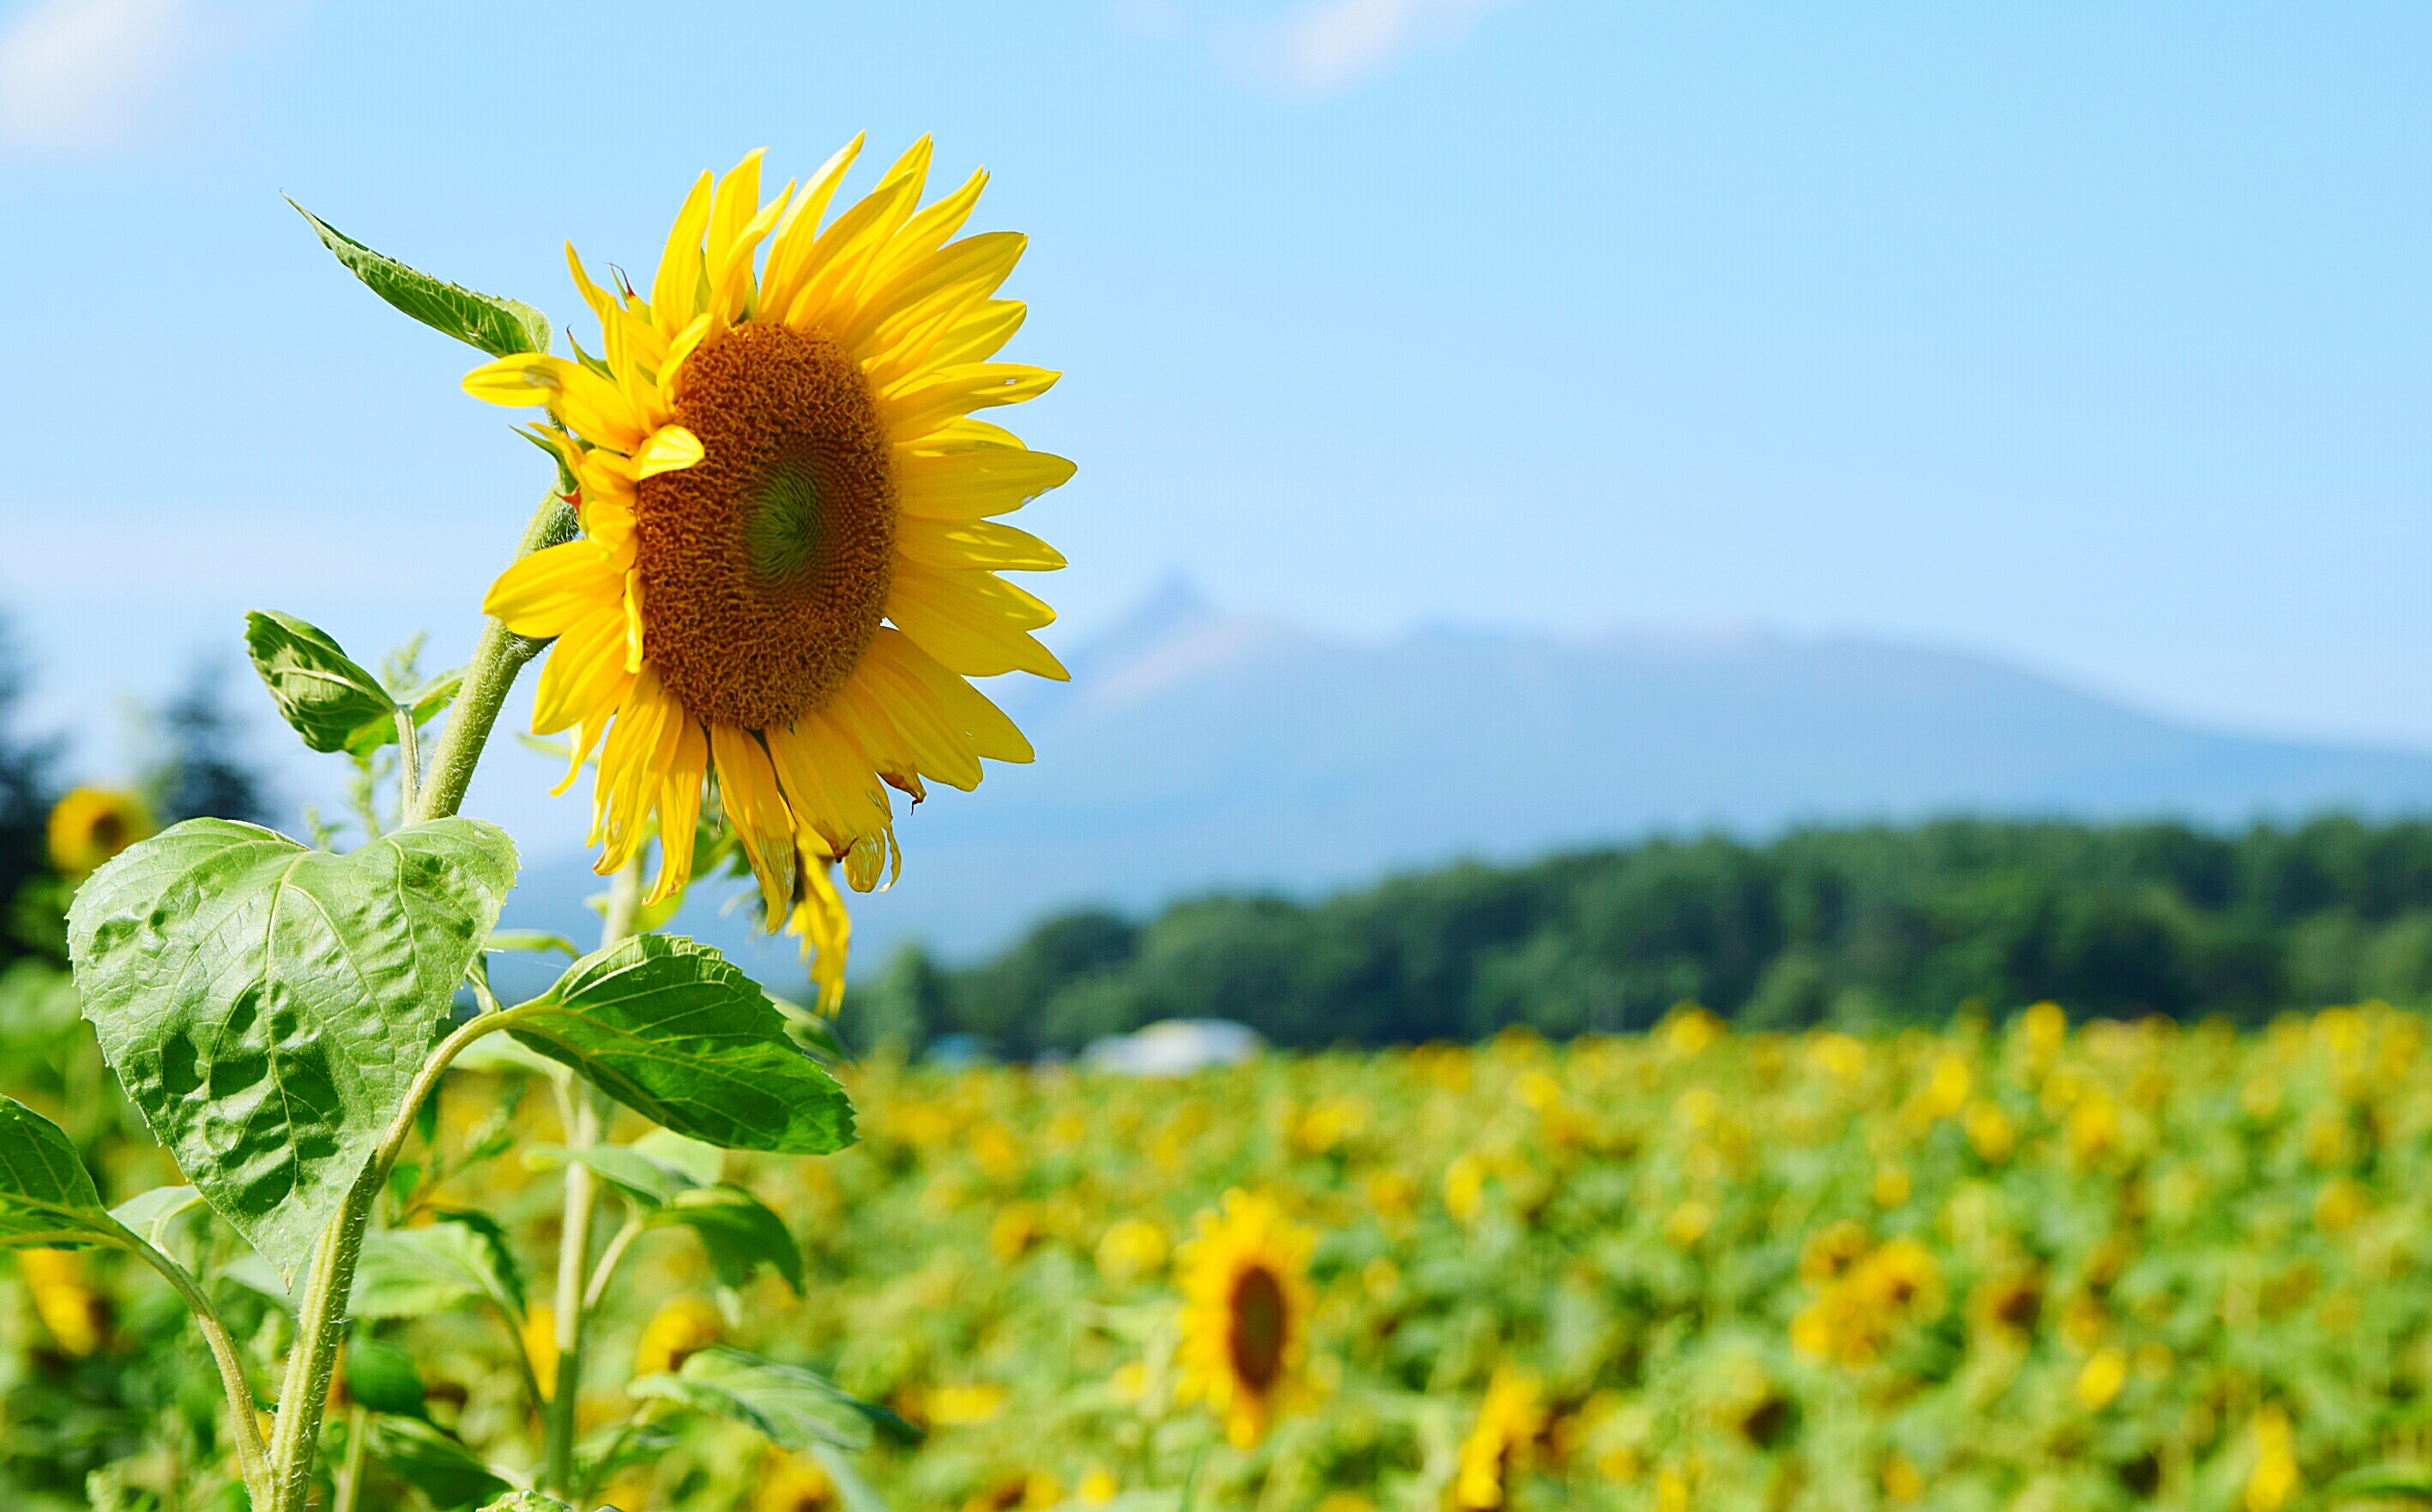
[[636, 321, 896, 731], [1228, 1264, 1287, 1391]]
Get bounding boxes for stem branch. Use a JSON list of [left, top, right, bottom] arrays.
[[118, 1225, 270, 1506]]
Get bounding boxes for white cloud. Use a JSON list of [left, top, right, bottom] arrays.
[[0, 0, 195, 153], [1263, 0, 1519, 95]]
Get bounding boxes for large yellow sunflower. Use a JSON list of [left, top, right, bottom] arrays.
[[462, 138, 1071, 985], [1174, 1190, 1316, 1449]]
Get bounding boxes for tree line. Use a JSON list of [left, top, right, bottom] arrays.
[[844, 816, 2432, 1057]]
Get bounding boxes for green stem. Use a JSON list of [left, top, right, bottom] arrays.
[[411, 491, 574, 826], [331, 1403, 369, 1512], [262, 1005, 543, 1512], [541, 852, 645, 1496], [394, 705, 422, 821], [115, 1224, 270, 1506]]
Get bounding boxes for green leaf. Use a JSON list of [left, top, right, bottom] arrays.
[[528, 1143, 697, 1208], [108, 1185, 202, 1250], [67, 818, 518, 1280], [654, 1186, 803, 1294], [506, 936, 854, 1155], [365, 1417, 508, 1509], [633, 1127, 723, 1185], [810, 1443, 898, 1512], [478, 1493, 574, 1512], [425, 1207, 527, 1315], [2327, 1464, 2432, 1501], [626, 1346, 888, 1452], [486, 930, 581, 960], [354, 1219, 522, 1322], [290, 199, 552, 359], [409, 669, 464, 728], [0, 1096, 115, 1246], [346, 1333, 428, 1419], [773, 995, 853, 1064], [243, 611, 400, 756]]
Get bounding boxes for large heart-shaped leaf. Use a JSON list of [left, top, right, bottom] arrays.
[[0, 1097, 116, 1246], [68, 818, 517, 1279], [507, 936, 854, 1154]]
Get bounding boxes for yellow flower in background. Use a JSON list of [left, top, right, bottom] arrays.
[[1663, 1199, 1714, 1249], [522, 1304, 559, 1398], [464, 141, 1071, 993], [1443, 1152, 1492, 1224], [757, 1454, 837, 1512], [1663, 1005, 1723, 1057], [17, 1249, 107, 1356], [1077, 1470, 1119, 1506], [1963, 1099, 2015, 1161], [46, 787, 151, 876], [634, 1294, 722, 1376], [1174, 1189, 1315, 1449], [1095, 1217, 1170, 1286], [2076, 1347, 2129, 1410], [1880, 1454, 1924, 1504], [2021, 1000, 2067, 1057], [2246, 1407, 2299, 1512], [926, 1383, 1009, 1426], [1454, 1368, 1546, 1510]]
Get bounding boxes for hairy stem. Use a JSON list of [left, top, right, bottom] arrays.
[[263, 1005, 542, 1512], [411, 490, 574, 825], [117, 1225, 269, 1506]]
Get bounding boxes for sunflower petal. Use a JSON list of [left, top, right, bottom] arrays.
[[532, 602, 632, 735], [881, 363, 1059, 440], [651, 171, 715, 338], [709, 723, 796, 925], [761, 133, 868, 320], [634, 425, 704, 479], [462, 352, 562, 407], [896, 448, 1075, 521], [647, 717, 709, 907], [483, 538, 621, 637], [896, 515, 1066, 573], [866, 629, 1034, 764], [886, 564, 1068, 680]]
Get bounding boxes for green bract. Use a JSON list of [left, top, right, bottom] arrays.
[[67, 816, 517, 1278], [287, 198, 552, 358]]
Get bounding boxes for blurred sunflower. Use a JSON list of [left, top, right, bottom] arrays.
[[46, 787, 152, 876], [1174, 1190, 1315, 1448], [1454, 1368, 1546, 1510], [464, 139, 1071, 995], [635, 1294, 724, 1376]]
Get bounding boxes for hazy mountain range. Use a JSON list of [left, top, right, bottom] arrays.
[[497, 580, 2432, 985]]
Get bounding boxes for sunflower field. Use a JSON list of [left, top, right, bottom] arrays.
[[12, 946, 2432, 1512]]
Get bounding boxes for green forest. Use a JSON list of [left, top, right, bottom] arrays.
[[850, 816, 2432, 1057]]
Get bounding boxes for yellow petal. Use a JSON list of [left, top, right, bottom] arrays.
[[866, 629, 1034, 764], [634, 425, 704, 479], [788, 859, 851, 1015], [761, 133, 868, 321], [881, 364, 1060, 441], [862, 166, 988, 289], [781, 138, 933, 333], [830, 660, 981, 792], [565, 243, 618, 328], [651, 171, 715, 339], [703, 149, 767, 288], [483, 539, 621, 638], [843, 230, 1026, 359], [886, 564, 1067, 680], [462, 352, 562, 407], [532, 603, 632, 734], [709, 723, 797, 924], [647, 718, 709, 907], [896, 515, 1065, 573], [896, 448, 1075, 521], [592, 671, 681, 871]]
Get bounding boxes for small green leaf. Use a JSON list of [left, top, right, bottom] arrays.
[[0, 1097, 114, 1246], [627, 1346, 889, 1452], [487, 930, 582, 959], [653, 1186, 803, 1294], [507, 936, 854, 1155], [2328, 1464, 2432, 1501], [528, 1144, 697, 1208], [633, 1127, 723, 1185], [291, 198, 552, 359], [478, 1493, 574, 1512], [347, 1333, 428, 1419], [774, 995, 854, 1064], [68, 818, 518, 1280], [365, 1417, 509, 1509], [244, 611, 400, 756], [425, 1208, 527, 1315], [355, 1220, 522, 1322], [108, 1185, 202, 1250]]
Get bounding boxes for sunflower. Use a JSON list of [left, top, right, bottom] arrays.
[[1454, 1368, 1547, 1510], [46, 787, 152, 876], [463, 139, 1071, 991], [1174, 1190, 1315, 1449]]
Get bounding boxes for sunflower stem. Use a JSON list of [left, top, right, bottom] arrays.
[[411, 490, 575, 825]]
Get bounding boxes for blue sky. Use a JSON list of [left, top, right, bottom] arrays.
[[2, 0, 2429, 849]]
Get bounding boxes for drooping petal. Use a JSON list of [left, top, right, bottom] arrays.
[[532, 601, 633, 735], [789, 859, 851, 1015], [648, 717, 709, 907], [709, 722, 796, 925]]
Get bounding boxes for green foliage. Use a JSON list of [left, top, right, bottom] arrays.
[[887, 817, 2432, 1055], [288, 199, 552, 359], [0, 1095, 112, 1245], [627, 1346, 901, 1454], [364, 1416, 508, 1509], [508, 934, 855, 1155], [242, 611, 405, 756], [66, 817, 517, 1277], [345, 1334, 429, 1419], [655, 1186, 806, 1294], [354, 1218, 524, 1322]]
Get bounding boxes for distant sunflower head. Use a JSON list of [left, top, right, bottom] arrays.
[[1453, 1368, 1546, 1511], [47, 788, 152, 876], [463, 140, 1073, 992], [1174, 1190, 1316, 1449]]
